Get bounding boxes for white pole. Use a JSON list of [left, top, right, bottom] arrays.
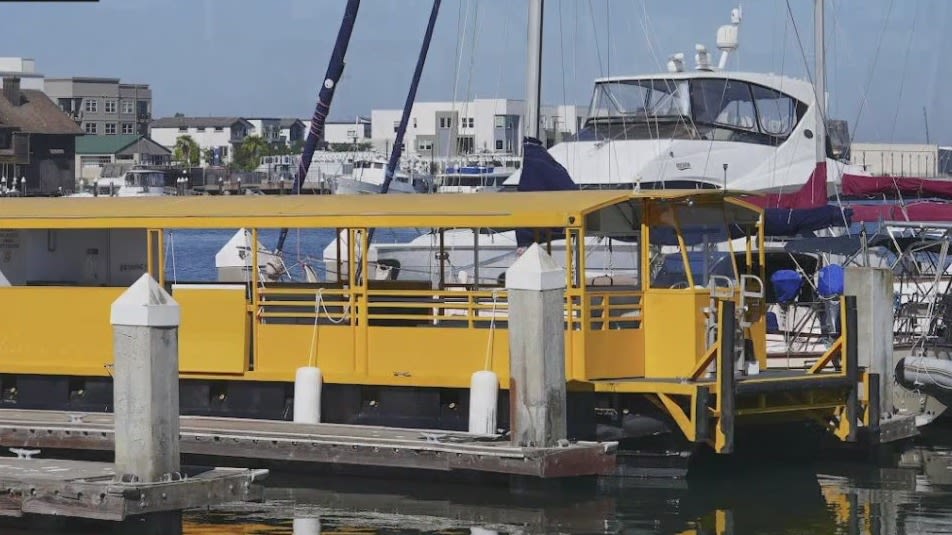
[[525, 0, 544, 141], [814, 0, 826, 165]]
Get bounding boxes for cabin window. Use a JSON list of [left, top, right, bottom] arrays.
[[691, 79, 757, 130], [751, 85, 797, 136], [589, 79, 689, 120]]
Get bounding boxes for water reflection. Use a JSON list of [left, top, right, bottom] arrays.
[[182, 431, 952, 534], [8, 442, 948, 535]]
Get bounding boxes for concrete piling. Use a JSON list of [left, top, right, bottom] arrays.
[[845, 267, 895, 418], [110, 273, 182, 482], [505, 243, 567, 448]]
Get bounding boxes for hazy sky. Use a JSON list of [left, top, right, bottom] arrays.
[[2, 0, 948, 143]]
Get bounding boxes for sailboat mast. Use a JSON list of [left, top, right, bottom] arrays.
[[524, 0, 544, 141], [380, 0, 442, 194], [276, 0, 361, 254], [814, 0, 826, 165]]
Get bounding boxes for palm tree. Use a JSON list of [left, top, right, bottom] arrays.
[[235, 135, 271, 171], [173, 135, 200, 167]]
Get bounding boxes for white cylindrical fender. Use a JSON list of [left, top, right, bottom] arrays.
[[293, 366, 323, 424], [293, 517, 321, 535], [468, 370, 498, 435]]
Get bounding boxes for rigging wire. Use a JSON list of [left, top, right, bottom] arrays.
[[887, 0, 921, 144]]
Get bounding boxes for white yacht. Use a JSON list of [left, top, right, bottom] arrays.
[[70, 168, 170, 197], [502, 8, 865, 193], [328, 157, 420, 195]]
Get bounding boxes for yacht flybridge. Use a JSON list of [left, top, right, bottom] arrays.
[[504, 7, 863, 193]]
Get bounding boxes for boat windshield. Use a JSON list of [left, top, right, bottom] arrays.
[[125, 172, 165, 190], [578, 77, 805, 146], [588, 79, 689, 120]]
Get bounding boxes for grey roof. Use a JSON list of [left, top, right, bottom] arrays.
[[151, 116, 252, 129], [0, 89, 83, 135], [279, 118, 304, 128]]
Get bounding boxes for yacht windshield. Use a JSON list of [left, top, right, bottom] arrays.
[[588, 80, 689, 119], [578, 77, 805, 147]]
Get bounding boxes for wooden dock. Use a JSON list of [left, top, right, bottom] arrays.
[[0, 457, 264, 520], [0, 410, 616, 478]]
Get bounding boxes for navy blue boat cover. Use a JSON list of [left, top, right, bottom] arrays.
[[515, 137, 578, 246]]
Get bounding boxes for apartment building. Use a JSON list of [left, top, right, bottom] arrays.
[[369, 98, 584, 161], [44, 77, 152, 137]]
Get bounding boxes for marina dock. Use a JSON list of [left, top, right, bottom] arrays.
[[0, 458, 263, 520], [0, 410, 616, 478]]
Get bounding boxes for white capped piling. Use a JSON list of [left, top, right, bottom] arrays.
[[505, 243, 567, 447], [845, 267, 895, 418], [110, 273, 181, 482], [293, 366, 323, 424]]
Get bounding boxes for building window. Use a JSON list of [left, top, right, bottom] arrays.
[[495, 139, 503, 150], [393, 121, 399, 133], [104, 100, 117, 114], [494, 116, 505, 128], [214, 127, 224, 132], [84, 122, 98, 134], [197, 127, 206, 132], [178, 126, 187, 132], [464, 117, 474, 128], [121, 123, 135, 135], [121, 100, 134, 114], [412, 118, 417, 128], [84, 99, 98, 113], [105, 123, 117, 135]]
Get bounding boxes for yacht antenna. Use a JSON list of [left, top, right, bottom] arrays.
[[716, 6, 742, 70], [525, 0, 543, 141]]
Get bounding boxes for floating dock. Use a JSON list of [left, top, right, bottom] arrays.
[[0, 458, 264, 520], [0, 410, 615, 478]]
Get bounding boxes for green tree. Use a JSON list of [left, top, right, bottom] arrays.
[[271, 142, 292, 156], [233, 135, 272, 171], [173, 135, 200, 166]]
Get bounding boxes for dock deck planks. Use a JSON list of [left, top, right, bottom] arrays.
[[0, 457, 264, 520], [0, 410, 616, 478]]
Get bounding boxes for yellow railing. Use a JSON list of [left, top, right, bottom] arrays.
[[585, 290, 642, 331], [255, 284, 510, 328]]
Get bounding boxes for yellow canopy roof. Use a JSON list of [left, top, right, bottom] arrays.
[[0, 190, 757, 230]]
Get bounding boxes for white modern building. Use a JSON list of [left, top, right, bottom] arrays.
[[323, 117, 371, 146], [369, 98, 584, 162], [245, 117, 305, 147], [150, 117, 253, 165], [851, 143, 941, 177], [0, 57, 44, 91]]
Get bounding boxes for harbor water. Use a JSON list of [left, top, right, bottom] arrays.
[[189, 428, 952, 534]]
